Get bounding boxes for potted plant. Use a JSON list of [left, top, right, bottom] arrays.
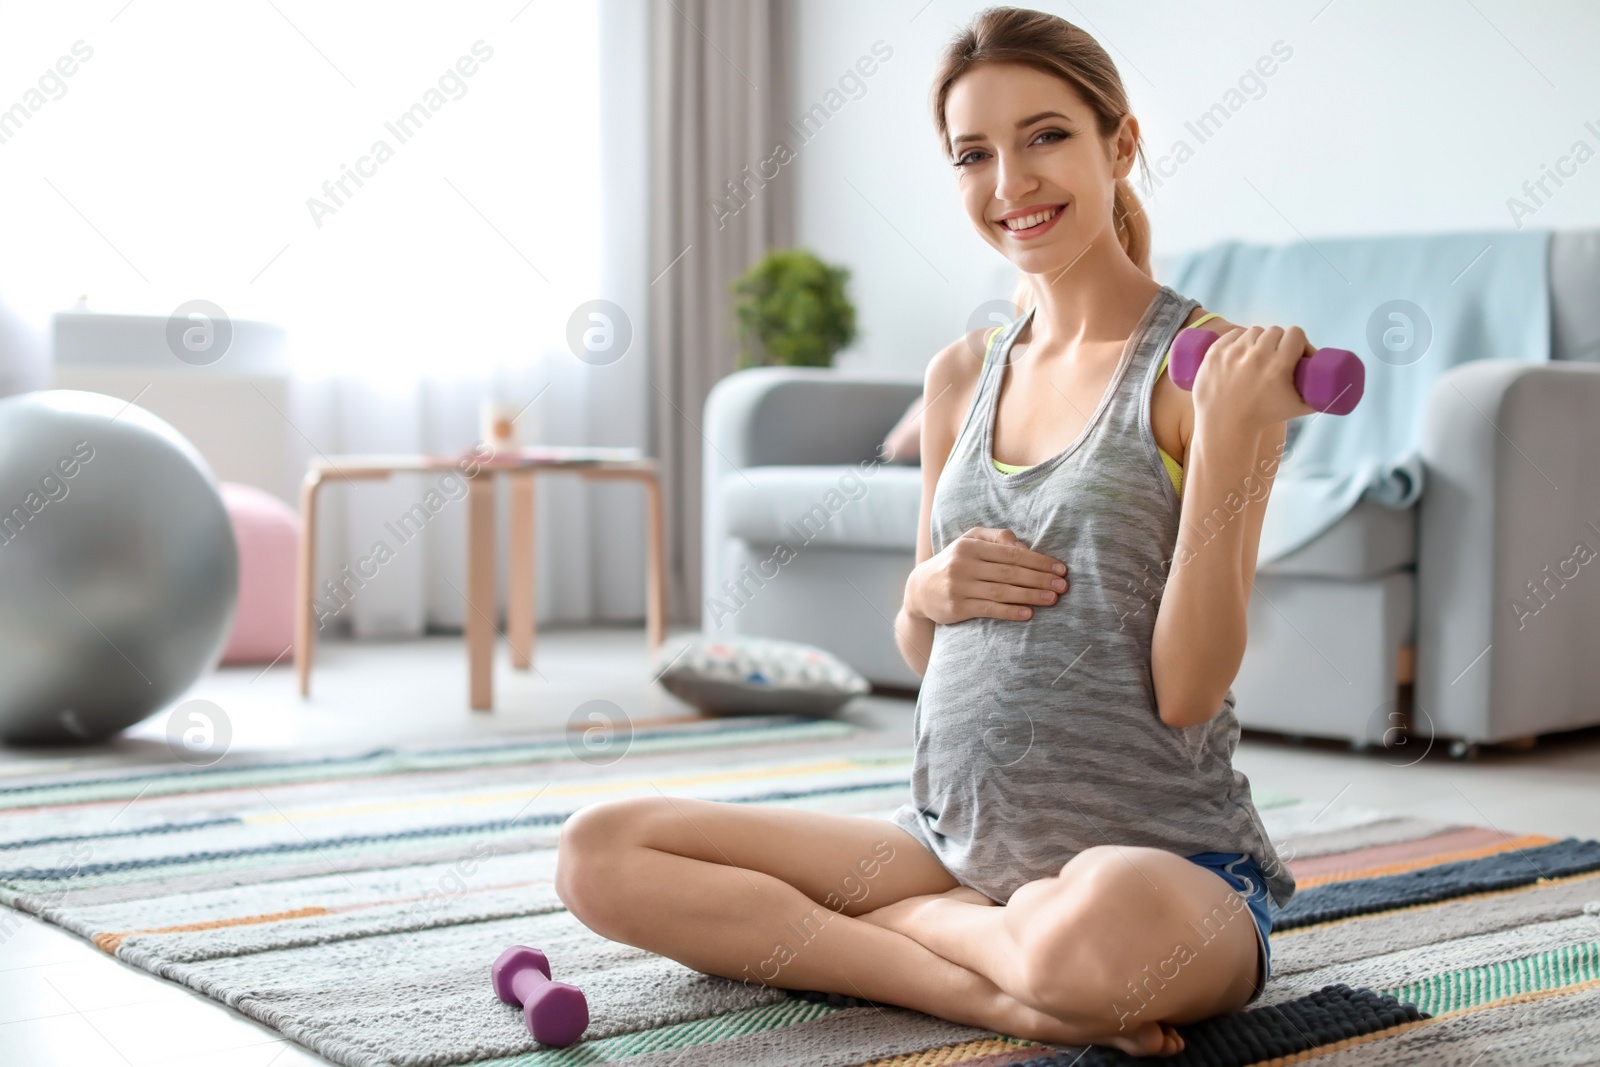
[[729, 249, 856, 369]]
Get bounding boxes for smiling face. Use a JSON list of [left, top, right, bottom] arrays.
[[943, 62, 1137, 275]]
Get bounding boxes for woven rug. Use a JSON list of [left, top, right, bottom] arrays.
[[3, 713, 1599, 1066]]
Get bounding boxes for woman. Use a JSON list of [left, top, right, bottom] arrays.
[[557, 7, 1312, 1056]]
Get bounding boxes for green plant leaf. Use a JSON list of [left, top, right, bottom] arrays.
[[730, 248, 857, 369]]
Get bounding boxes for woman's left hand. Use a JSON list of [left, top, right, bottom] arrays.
[[1190, 324, 1320, 432]]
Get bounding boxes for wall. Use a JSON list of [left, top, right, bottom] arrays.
[[785, 0, 1600, 378]]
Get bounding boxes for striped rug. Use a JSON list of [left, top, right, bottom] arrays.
[[2, 714, 1598, 1065]]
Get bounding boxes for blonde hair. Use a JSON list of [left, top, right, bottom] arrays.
[[929, 5, 1151, 314]]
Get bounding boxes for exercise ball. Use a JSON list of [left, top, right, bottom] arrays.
[[0, 390, 237, 743]]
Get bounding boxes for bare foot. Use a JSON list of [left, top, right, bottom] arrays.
[[1000, 998, 1186, 1058], [1106, 1021, 1185, 1058]]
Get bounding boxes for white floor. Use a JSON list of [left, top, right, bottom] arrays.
[[3, 628, 1599, 1066]]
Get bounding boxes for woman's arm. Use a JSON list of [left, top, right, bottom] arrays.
[[895, 333, 982, 676], [1151, 325, 1314, 728], [894, 329, 1068, 675]]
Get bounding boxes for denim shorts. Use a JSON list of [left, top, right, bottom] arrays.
[[1184, 851, 1272, 1002]]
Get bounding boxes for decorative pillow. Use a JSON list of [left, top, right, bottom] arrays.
[[654, 636, 870, 717], [879, 394, 924, 465]]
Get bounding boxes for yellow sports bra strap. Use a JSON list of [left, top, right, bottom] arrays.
[[982, 325, 1004, 364]]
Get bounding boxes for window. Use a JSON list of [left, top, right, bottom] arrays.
[[0, 1, 602, 379]]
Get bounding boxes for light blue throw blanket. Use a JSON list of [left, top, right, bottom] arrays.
[[1162, 230, 1551, 563]]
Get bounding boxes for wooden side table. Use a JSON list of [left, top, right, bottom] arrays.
[[294, 448, 665, 710]]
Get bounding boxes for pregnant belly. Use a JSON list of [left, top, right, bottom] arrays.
[[918, 619, 1048, 769], [918, 613, 1167, 776]]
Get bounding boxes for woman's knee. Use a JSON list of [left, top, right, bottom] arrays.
[[1021, 847, 1258, 1027], [1059, 844, 1163, 884], [1016, 850, 1175, 1016], [555, 797, 662, 924]]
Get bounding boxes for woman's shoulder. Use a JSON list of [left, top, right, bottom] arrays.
[[924, 325, 994, 401], [930, 324, 1001, 374], [919, 325, 995, 452], [1179, 305, 1239, 336]]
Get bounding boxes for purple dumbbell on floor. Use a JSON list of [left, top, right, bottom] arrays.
[[492, 945, 589, 1048], [1169, 328, 1365, 415]]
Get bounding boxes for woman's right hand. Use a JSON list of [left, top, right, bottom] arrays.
[[906, 527, 1067, 625]]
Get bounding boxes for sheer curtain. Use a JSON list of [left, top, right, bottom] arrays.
[[0, 1, 653, 634]]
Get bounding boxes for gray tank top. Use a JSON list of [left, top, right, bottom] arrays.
[[891, 285, 1295, 909]]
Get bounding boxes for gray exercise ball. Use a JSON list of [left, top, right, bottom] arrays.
[[0, 390, 237, 744]]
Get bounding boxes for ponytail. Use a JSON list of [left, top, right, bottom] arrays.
[[1113, 177, 1151, 277]]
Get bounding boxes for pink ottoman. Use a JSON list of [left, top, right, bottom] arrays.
[[219, 483, 298, 665]]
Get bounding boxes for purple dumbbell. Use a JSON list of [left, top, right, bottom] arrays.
[[1169, 328, 1365, 415], [491, 945, 589, 1047]]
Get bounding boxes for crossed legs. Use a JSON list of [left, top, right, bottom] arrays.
[[555, 797, 1260, 1057], [856, 845, 1264, 1053]]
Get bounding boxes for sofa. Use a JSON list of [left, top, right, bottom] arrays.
[[703, 230, 1600, 757]]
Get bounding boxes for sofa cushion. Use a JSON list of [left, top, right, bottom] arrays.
[[724, 466, 1413, 578], [1551, 230, 1600, 363], [722, 465, 921, 551], [1257, 497, 1415, 579]]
